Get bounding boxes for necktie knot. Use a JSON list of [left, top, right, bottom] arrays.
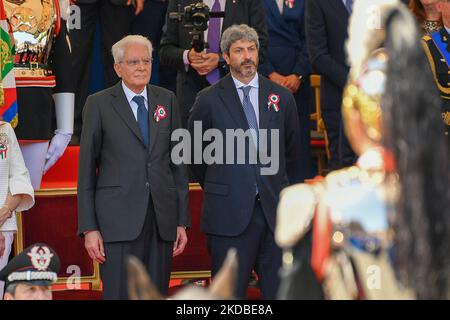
[[132, 95, 145, 107], [240, 86, 252, 98]]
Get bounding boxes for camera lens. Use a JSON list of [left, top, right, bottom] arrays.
[[192, 13, 206, 28]]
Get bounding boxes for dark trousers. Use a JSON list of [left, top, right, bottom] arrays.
[[207, 197, 282, 299], [322, 109, 356, 170], [70, 1, 133, 138], [295, 78, 314, 181], [100, 196, 174, 300]]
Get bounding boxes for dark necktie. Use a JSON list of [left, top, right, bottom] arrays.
[[132, 95, 149, 147], [345, 0, 353, 15], [239, 86, 259, 148], [240, 86, 259, 194], [206, 0, 221, 84]]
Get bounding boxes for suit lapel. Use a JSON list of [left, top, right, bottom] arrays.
[[222, 0, 237, 33], [110, 82, 145, 145], [265, 0, 282, 19], [329, 0, 349, 19], [147, 84, 159, 155], [218, 74, 250, 130], [258, 76, 272, 130]]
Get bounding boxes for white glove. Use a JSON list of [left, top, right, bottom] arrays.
[[44, 92, 75, 174], [43, 129, 72, 174]]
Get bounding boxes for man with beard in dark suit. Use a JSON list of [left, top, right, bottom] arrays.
[[189, 24, 301, 299]]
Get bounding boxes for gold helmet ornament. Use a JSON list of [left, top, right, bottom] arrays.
[[342, 0, 401, 143]]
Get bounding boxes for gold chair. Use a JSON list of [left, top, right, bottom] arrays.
[[310, 74, 330, 176]]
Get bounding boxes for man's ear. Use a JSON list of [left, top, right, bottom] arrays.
[[113, 63, 122, 78], [3, 292, 14, 300], [222, 52, 230, 65]]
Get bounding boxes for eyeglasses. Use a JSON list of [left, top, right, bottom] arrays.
[[120, 58, 152, 67]]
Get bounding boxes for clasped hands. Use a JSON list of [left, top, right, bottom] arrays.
[[269, 71, 302, 94], [188, 49, 220, 76]]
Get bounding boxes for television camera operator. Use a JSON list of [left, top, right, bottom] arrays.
[[159, 0, 268, 127]]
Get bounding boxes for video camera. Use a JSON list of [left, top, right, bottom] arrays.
[[169, 2, 225, 52]]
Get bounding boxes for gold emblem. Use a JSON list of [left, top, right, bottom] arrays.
[[442, 111, 450, 126], [5, 0, 57, 72], [9, 7, 38, 33], [0, 39, 12, 73]]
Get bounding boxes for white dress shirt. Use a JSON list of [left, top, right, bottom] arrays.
[[276, 0, 284, 14], [121, 81, 149, 121]]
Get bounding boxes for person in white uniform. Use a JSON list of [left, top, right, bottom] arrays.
[[0, 121, 34, 299]]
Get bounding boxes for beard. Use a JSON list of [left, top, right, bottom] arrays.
[[230, 59, 257, 78]]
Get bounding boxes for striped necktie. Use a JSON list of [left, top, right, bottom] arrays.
[[239, 86, 259, 149]]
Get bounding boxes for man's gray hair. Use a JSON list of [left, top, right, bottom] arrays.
[[220, 24, 259, 55], [112, 35, 153, 64]]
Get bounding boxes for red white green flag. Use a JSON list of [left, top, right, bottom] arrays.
[[0, 1, 18, 127]]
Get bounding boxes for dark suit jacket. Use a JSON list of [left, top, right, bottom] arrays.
[[77, 82, 190, 243], [259, 0, 311, 79], [159, 0, 268, 126], [305, 0, 350, 111], [188, 74, 301, 236]]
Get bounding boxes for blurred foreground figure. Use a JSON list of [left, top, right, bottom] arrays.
[[127, 249, 237, 300], [276, 0, 450, 300]]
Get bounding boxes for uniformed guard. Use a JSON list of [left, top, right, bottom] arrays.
[[422, 0, 450, 140], [276, 0, 450, 300], [0, 243, 60, 300], [3, 0, 74, 188]]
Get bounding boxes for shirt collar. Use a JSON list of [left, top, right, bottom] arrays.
[[122, 81, 148, 104], [445, 26, 450, 36], [231, 73, 259, 91]]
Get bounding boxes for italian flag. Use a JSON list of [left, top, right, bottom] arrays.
[[0, 1, 18, 127]]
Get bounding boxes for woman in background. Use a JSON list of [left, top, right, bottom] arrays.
[[409, 0, 443, 33], [259, 0, 314, 182], [0, 121, 34, 299]]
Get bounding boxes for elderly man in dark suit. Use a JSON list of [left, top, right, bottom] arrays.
[[159, 0, 268, 128], [188, 24, 301, 299], [305, 0, 356, 169], [77, 35, 190, 300], [70, 0, 145, 143]]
